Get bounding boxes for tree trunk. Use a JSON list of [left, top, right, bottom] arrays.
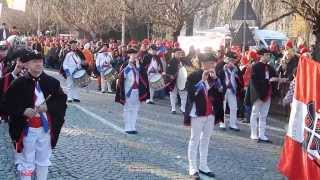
[[172, 23, 184, 41]]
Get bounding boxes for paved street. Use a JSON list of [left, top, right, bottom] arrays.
[[0, 70, 286, 180]]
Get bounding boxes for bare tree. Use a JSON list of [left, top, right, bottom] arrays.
[[139, 0, 218, 40]]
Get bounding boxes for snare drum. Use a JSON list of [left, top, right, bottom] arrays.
[[103, 68, 117, 81], [149, 74, 165, 90], [72, 69, 91, 87]]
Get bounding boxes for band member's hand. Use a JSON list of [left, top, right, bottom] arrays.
[[162, 72, 166, 76], [202, 71, 209, 81], [23, 108, 37, 118], [170, 75, 175, 79], [279, 78, 289, 83], [36, 103, 48, 113], [269, 77, 279, 82], [209, 71, 217, 79]]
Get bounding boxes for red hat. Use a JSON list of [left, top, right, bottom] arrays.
[[285, 40, 293, 49], [298, 44, 304, 50], [142, 39, 150, 45], [300, 47, 309, 54], [248, 50, 258, 61]]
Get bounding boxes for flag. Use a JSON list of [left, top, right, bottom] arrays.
[[278, 55, 320, 179], [6, 0, 26, 12]]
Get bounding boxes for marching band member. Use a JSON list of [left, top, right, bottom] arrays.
[[4, 50, 67, 180], [246, 49, 278, 143], [0, 49, 28, 170], [146, 45, 163, 104], [184, 57, 222, 179], [115, 48, 149, 134], [223, 56, 241, 131], [166, 49, 188, 114], [96, 43, 113, 93], [62, 40, 82, 102]]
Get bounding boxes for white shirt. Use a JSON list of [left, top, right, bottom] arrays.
[[63, 51, 82, 76], [96, 52, 112, 73]]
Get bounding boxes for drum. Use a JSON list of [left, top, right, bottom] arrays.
[[72, 69, 91, 87], [103, 68, 117, 81], [149, 74, 165, 90], [177, 66, 188, 90]]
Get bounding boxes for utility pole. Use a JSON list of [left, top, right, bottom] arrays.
[[37, 1, 41, 36], [121, 0, 125, 45], [242, 0, 247, 53]]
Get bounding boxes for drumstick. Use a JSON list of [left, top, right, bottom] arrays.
[[39, 94, 52, 106], [277, 72, 282, 90]]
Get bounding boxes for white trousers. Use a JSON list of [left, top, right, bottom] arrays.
[[19, 127, 51, 180], [169, 86, 187, 112], [250, 98, 271, 140], [188, 115, 215, 175], [148, 86, 155, 102], [224, 89, 238, 128], [100, 72, 112, 92], [124, 89, 140, 132], [66, 76, 80, 101]]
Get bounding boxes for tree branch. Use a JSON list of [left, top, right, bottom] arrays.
[[260, 10, 294, 29]]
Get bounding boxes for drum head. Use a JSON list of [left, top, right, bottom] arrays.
[[177, 67, 188, 90], [150, 74, 162, 82], [73, 69, 86, 78]]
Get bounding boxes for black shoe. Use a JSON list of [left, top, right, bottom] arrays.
[[67, 100, 73, 103], [199, 169, 215, 178], [229, 127, 240, 131], [257, 138, 272, 144], [171, 111, 176, 114], [101, 91, 106, 93], [147, 101, 155, 104], [131, 131, 138, 134], [73, 99, 81, 103], [125, 131, 133, 134], [190, 172, 200, 180]]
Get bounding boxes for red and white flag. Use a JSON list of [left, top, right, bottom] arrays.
[[278, 56, 320, 179]]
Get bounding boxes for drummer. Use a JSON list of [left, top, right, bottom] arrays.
[[62, 40, 82, 103], [96, 43, 113, 93], [146, 44, 164, 104], [166, 48, 188, 114]]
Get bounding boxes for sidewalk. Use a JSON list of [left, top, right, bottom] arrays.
[[0, 123, 16, 179]]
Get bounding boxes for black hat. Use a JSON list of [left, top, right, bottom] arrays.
[[127, 48, 138, 54], [172, 48, 183, 53], [69, 40, 77, 44], [257, 48, 271, 55], [225, 51, 238, 59], [149, 44, 157, 50], [20, 49, 43, 63]]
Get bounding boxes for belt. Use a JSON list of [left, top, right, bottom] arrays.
[[28, 117, 42, 128]]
